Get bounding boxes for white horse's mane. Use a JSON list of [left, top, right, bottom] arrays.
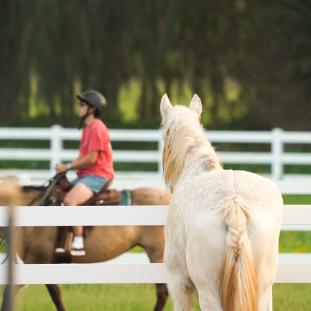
[[162, 105, 222, 190]]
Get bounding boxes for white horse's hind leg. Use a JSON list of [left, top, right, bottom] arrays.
[[167, 270, 195, 311], [257, 239, 279, 311], [257, 285, 273, 311], [197, 288, 222, 311]]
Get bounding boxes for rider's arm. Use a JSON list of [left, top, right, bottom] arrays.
[[55, 151, 98, 173], [69, 151, 99, 169]]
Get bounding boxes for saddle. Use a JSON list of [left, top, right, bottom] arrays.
[[58, 176, 123, 205]]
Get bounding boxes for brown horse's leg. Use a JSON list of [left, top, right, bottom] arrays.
[[143, 244, 169, 311], [46, 284, 66, 311], [1, 284, 24, 311], [153, 284, 169, 311]]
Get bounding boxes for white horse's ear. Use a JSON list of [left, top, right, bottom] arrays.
[[160, 94, 173, 120], [189, 94, 202, 116]]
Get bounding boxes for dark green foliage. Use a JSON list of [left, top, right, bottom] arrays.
[[1, 0, 311, 129]]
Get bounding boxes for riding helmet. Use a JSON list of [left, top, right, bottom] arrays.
[[76, 90, 107, 115]]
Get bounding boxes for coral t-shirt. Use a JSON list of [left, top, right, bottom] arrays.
[[77, 119, 114, 180]]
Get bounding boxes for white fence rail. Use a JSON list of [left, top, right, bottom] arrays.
[[1, 126, 311, 193], [0, 205, 311, 285]]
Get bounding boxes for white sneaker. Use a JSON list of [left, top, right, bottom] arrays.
[[70, 247, 86, 256]]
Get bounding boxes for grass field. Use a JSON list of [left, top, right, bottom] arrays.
[[279, 195, 311, 253], [0, 195, 310, 310], [1, 283, 311, 311]]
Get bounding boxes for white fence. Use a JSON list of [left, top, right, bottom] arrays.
[[1, 126, 311, 193], [0, 205, 311, 285]]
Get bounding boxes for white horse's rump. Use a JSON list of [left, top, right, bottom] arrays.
[[160, 94, 283, 311]]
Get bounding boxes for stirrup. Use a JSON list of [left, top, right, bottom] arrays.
[[55, 247, 65, 254], [70, 247, 86, 256]]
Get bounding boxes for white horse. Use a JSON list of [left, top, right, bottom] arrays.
[[160, 94, 283, 311]]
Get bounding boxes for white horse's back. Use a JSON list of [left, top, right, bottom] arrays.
[[179, 169, 282, 231]]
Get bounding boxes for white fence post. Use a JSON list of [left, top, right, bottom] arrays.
[[50, 125, 63, 175], [271, 128, 283, 180]]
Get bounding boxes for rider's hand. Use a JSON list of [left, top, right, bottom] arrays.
[[55, 163, 68, 173]]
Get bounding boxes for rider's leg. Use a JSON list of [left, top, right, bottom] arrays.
[[63, 183, 94, 255]]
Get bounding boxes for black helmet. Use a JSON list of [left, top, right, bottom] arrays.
[[76, 90, 107, 115]]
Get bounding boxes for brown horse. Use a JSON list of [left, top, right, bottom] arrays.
[[0, 175, 170, 311]]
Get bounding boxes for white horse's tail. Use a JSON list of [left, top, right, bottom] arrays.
[[220, 197, 257, 311]]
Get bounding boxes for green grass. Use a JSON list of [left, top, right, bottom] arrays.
[[273, 284, 311, 311], [279, 231, 311, 252], [279, 195, 311, 253], [0, 242, 5, 253], [283, 195, 311, 205], [0, 284, 174, 311], [1, 283, 311, 311]]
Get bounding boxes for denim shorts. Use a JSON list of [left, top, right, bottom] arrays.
[[72, 175, 109, 193]]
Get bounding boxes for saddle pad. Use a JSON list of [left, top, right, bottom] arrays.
[[119, 190, 132, 205]]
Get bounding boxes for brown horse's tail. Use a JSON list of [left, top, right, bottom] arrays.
[[220, 197, 257, 311]]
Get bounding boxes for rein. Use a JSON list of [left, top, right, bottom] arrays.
[[38, 172, 67, 206], [28, 172, 67, 206]]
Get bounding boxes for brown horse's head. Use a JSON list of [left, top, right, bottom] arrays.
[[0, 177, 22, 205], [0, 178, 22, 241]]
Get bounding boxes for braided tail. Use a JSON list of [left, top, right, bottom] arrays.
[[220, 197, 257, 311]]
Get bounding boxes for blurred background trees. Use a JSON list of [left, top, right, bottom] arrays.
[[1, 0, 311, 130]]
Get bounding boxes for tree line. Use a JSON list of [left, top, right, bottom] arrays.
[[1, 0, 311, 130]]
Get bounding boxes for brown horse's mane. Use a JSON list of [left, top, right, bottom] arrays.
[[20, 185, 48, 206]]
